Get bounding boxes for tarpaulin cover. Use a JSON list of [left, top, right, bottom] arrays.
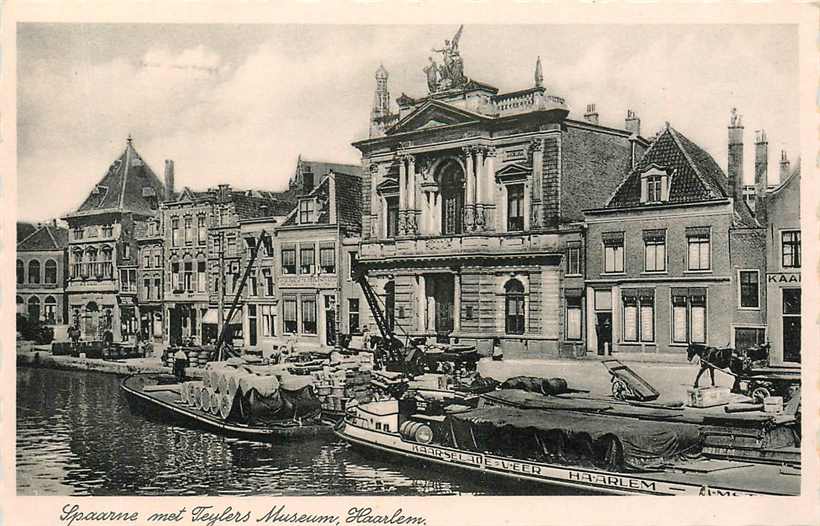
[[448, 406, 702, 471]]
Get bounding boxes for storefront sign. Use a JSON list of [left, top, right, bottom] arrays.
[[767, 273, 801, 284]]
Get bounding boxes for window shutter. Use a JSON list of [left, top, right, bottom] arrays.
[[661, 175, 670, 201]]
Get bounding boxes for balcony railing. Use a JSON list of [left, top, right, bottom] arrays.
[[360, 232, 561, 260], [491, 89, 567, 116]]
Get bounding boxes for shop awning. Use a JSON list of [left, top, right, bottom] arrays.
[[202, 309, 241, 325]]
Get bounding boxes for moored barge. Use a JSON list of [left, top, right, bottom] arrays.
[[122, 373, 334, 442], [336, 392, 800, 496]]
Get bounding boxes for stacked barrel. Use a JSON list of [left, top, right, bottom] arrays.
[[179, 363, 243, 420], [311, 353, 374, 414], [163, 347, 215, 369]]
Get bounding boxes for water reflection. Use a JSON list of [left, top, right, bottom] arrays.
[[17, 368, 579, 496]]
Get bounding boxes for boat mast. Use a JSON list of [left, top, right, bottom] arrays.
[[216, 229, 268, 359], [217, 231, 225, 353]]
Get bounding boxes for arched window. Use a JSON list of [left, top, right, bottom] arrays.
[[17, 260, 24, 284], [72, 249, 83, 278], [83, 248, 96, 278], [505, 279, 525, 335], [28, 260, 41, 284], [45, 259, 58, 284], [28, 296, 41, 321], [101, 246, 113, 278], [44, 296, 57, 324], [439, 161, 465, 235], [384, 281, 396, 332], [16, 296, 25, 315]]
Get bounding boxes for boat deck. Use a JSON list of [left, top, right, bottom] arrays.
[[121, 374, 334, 441]]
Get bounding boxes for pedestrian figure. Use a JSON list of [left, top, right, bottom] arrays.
[[68, 325, 81, 348], [173, 347, 188, 382], [492, 337, 504, 361]]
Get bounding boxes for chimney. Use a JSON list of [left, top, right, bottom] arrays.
[[754, 129, 768, 224], [779, 150, 791, 182], [727, 108, 744, 202], [164, 160, 175, 199], [625, 109, 640, 136], [584, 104, 599, 125]]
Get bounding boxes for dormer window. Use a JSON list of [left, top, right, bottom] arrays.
[[640, 168, 670, 204], [299, 199, 315, 224]]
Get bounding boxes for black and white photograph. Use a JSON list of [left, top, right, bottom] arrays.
[[4, 3, 819, 525]]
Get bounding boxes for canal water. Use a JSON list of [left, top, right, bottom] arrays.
[[17, 367, 579, 496]]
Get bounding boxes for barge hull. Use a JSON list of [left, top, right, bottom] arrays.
[[336, 421, 798, 496], [121, 374, 334, 442]]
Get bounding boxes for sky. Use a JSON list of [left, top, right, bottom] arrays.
[[17, 24, 799, 222]]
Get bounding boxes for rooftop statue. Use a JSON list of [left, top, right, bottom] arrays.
[[428, 25, 465, 92]]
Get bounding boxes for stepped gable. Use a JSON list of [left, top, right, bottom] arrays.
[[73, 137, 166, 216], [605, 126, 758, 227], [17, 223, 68, 251]]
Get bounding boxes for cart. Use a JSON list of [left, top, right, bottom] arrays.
[[602, 359, 660, 402]]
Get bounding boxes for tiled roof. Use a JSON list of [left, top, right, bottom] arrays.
[[334, 171, 363, 236], [301, 160, 362, 178], [280, 170, 362, 232], [232, 193, 295, 221], [17, 224, 68, 251], [605, 126, 758, 227], [71, 139, 166, 217], [17, 222, 37, 242]]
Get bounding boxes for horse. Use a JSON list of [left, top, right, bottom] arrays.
[[686, 343, 745, 392]]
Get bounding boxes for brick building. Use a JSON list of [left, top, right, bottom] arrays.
[[757, 148, 801, 364], [353, 52, 647, 358], [162, 183, 292, 346], [63, 137, 167, 342], [239, 160, 363, 354], [16, 222, 69, 324], [583, 117, 766, 357], [135, 215, 165, 342]]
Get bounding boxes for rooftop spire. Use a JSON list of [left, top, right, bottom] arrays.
[[126, 133, 133, 145], [534, 56, 543, 88]]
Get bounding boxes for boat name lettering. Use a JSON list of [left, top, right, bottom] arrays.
[[410, 444, 482, 466], [485, 457, 543, 476], [698, 487, 756, 497], [568, 471, 656, 491]]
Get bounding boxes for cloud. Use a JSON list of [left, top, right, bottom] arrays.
[[17, 25, 799, 222]]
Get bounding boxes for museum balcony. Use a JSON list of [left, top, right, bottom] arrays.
[[359, 231, 561, 264]]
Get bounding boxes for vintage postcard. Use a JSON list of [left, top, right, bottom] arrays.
[[2, 1, 818, 525]]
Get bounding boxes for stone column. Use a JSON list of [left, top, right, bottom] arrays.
[[417, 275, 425, 334], [369, 164, 379, 239], [484, 147, 497, 231], [406, 155, 417, 235], [398, 156, 407, 235], [474, 147, 486, 231], [463, 146, 475, 232], [530, 139, 544, 229], [453, 271, 461, 332]]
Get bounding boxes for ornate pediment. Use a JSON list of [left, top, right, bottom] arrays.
[[387, 101, 483, 135], [376, 178, 399, 194], [495, 162, 531, 183]]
